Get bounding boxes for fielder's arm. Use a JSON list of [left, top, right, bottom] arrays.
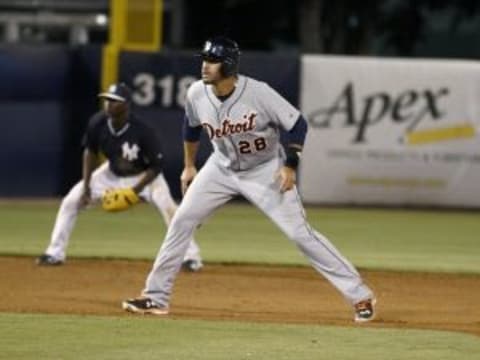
[[81, 148, 98, 200], [132, 128, 165, 195], [132, 169, 158, 194]]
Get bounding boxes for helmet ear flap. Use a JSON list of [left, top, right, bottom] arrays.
[[220, 58, 239, 77]]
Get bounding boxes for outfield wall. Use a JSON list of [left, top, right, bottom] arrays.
[[0, 45, 100, 196], [1, 45, 479, 207]]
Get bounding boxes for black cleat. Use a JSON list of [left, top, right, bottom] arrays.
[[122, 297, 169, 315], [181, 259, 203, 272], [36, 254, 64, 266], [354, 298, 376, 322]]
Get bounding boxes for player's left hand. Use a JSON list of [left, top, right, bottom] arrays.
[[102, 188, 140, 212], [181, 166, 198, 195], [276, 166, 296, 193]]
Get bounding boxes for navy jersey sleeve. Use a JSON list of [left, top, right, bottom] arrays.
[[140, 124, 164, 174]]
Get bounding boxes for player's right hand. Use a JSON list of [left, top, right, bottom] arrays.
[[181, 166, 198, 195]]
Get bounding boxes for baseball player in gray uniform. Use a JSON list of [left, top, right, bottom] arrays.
[[123, 36, 376, 322]]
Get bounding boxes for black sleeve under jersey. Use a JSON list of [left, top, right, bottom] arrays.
[[182, 114, 203, 142], [140, 124, 164, 175], [286, 115, 308, 146], [82, 111, 104, 153]]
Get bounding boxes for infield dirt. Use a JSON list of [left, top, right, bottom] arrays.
[[1, 256, 479, 336]]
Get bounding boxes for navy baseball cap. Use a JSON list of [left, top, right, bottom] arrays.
[[98, 83, 132, 103]]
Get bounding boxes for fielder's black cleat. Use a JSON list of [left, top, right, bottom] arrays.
[[181, 259, 203, 272], [36, 254, 64, 266]]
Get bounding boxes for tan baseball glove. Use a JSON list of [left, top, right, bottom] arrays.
[[102, 188, 140, 212]]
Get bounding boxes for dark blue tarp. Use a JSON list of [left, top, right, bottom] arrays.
[[0, 45, 101, 196]]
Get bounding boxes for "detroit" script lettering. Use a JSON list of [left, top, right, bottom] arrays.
[[202, 112, 257, 139]]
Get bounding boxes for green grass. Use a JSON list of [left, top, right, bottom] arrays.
[[3, 313, 479, 360], [2, 200, 479, 359], [0, 200, 478, 273]]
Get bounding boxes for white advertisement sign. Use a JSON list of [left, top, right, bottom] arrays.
[[300, 55, 480, 207]]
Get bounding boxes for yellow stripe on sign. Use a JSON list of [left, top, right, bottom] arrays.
[[406, 124, 476, 145], [348, 176, 446, 188]]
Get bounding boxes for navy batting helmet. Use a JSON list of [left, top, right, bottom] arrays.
[[199, 36, 241, 77]]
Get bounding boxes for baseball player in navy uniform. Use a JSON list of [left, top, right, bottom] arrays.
[[123, 37, 375, 321], [37, 83, 203, 272]]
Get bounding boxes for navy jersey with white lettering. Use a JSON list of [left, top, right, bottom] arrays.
[[84, 111, 163, 176]]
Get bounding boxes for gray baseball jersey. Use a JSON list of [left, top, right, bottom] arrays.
[[185, 75, 300, 170]]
